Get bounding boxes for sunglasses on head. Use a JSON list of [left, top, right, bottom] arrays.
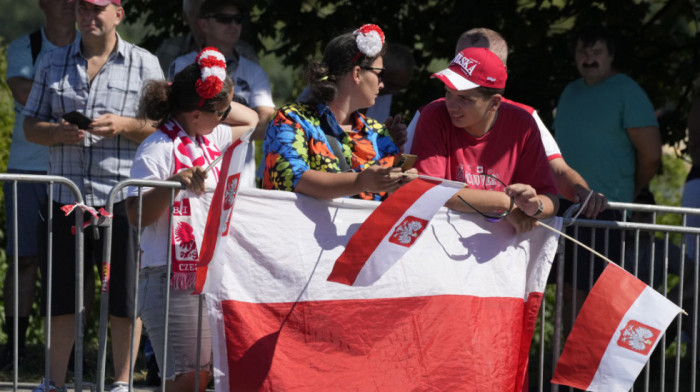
[[206, 12, 246, 25]]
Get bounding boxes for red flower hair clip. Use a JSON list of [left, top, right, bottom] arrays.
[[354, 24, 385, 58], [195, 47, 227, 105]]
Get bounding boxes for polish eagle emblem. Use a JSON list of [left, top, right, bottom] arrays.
[[617, 320, 661, 355], [389, 216, 429, 247]]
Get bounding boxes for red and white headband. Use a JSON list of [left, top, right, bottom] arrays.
[[195, 47, 227, 105], [353, 24, 385, 62]]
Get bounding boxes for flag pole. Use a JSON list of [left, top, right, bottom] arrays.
[[537, 220, 688, 316], [204, 152, 225, 173], [389, 172, 467, 188]]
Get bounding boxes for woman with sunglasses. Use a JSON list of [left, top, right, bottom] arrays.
[[263, 24, 413, 200], [125, 47, 257, 392]]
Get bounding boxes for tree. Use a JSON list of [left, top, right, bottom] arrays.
[[125, 0, 699, 147]]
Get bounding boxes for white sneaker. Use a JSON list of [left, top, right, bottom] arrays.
[[109, 382, 130, 392]]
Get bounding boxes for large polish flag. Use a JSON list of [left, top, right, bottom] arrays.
[[328, 177, 462, 286], [195, 187, 561, 392], [551, 264, 681, 391]]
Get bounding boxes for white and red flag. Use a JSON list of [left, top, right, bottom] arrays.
[[551, 264, 681, 391], [194, 186, 561, 391], [191, 131, 249, 294], [328, 177, 462, 286]]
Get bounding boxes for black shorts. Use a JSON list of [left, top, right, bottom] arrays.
[[40, 200, 138, 318]]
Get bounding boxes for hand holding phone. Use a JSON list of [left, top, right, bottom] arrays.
[[62, 111, 92, 130], [392, 153, 417, 171]]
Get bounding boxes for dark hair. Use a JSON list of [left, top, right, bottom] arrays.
[[573, 25, 616, 57], [138, 63, 233, 125], [306, 31, 386, 105], [199, 0, 250, 17]]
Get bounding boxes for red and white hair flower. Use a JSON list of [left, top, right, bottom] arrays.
[[195, 47, 227, 103], [353, 24, 385, 58]]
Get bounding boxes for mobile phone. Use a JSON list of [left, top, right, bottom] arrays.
[[62, 111, 92, 130], [393, 153, 417, 171]]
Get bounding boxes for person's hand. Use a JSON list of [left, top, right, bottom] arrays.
[[171, 167, 208, 195], [505, 208, 537, 233], [504, 183, 540, 217], [87, 113, 128, 138], [56, 119, 85, 144], [574, 185, 607, 218], [356, 165, 402, 194], [385, 114, 407, 151], [398, 168, 418, 186]]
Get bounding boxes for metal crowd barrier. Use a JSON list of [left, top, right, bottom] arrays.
[[96, 178, 191, 392], [0, 174, 86, 392], [532, 201, 700, 392], [3, 173, 700, 392]]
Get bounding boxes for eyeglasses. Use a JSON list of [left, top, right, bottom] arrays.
[[457, 173, 514, 222], [209, 104, 231, 122], [361, 66, 385, 82], [206, 13, 246, 25]]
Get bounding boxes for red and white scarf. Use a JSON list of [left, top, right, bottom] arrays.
[[161, 119, 222, 290]]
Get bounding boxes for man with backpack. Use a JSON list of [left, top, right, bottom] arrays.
[[1, 0, 77, 370]]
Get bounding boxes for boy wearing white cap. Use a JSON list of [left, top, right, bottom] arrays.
[[412, 47, 558, 232]]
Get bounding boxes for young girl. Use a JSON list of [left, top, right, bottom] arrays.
[[126, 47, 257, 392]]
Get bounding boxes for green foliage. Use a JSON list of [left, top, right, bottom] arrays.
[[0, 38, 44, 346], [124, 0, 699, 146], [1, 1, 698, 146], [0, 0, 44, 43], [0, 38, 12, 258], [0, 40, 8, 343], [652, 152, 689, 209], [0, 39, 13, 175], [651, 152, 690, 244]]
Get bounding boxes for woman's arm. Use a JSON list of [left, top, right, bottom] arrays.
[[295, 165, 404, 200], [222, 101, 259, 142]]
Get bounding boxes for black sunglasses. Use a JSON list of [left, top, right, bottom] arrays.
[[209, 104, 231, 122], [206, 13, 246, 25], [361, 66, 385, 82], [457, 173, 514, 222]]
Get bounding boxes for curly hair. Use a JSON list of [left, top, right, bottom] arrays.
[[138, 63, 233, 125]]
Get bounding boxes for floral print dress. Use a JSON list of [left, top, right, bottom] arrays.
[[262, 102, 400, 201]]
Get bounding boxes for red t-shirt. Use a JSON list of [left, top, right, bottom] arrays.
[[412, 99, 557, 195]]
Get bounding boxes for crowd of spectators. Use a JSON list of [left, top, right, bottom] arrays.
[[1, 0, 694, 390]]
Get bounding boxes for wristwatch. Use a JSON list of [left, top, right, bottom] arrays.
[[531, 199, 544, 217]]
